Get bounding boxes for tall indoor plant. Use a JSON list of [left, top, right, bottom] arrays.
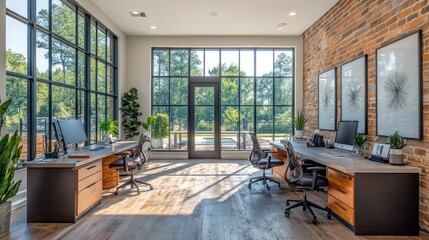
[[150, 114, 169, 149], [0, 99, 22, 237], [388, 131, 406, 165], [293, 111, 308, 139], [120, 87, 142, 139]]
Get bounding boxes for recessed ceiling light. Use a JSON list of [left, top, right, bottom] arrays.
[[130, 11, 146, 17], [276, 22, 287, 29], [209, 12, 218, 17], [289, 11, 297, 16], [150, 26, 157, 29]]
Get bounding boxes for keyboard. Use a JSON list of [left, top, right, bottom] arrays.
[[88, 146, 105, 151], [317, 152, 346, 158]]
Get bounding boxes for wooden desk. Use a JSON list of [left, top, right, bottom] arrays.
[[270, 140, 421, 236], [25, 141, 137, 223]]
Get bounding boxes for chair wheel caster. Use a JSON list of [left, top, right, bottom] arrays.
[[248, 184, 251, 189], [266, 186, 270, 191], [286, 201, 290, 206], [327, 209, 332, 220], [277, 184, 281, 188], [284, 209, 290, 217], [302, 206, 306, 211], [312, 217, 317, 224], [114, 191, 118, 196]]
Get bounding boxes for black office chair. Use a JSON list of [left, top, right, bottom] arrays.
[[110, 134, 153, 195], [282, 140, 331, 224], [248, 133, 284, 190]]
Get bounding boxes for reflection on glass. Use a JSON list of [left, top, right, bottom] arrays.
[[256, 50, 273, 76], [190, 50, 203, 76], [221, 78, 239, 105], [256, 78, 273, 105], [153, 50, 169, 76], [7, 0, 27, 18], [205, 50, 220, 76], [240, 78, 254, 105], [170, 78, 188, 105], [221, 50, 239, 76], [240, 50, 254, 76], [274, 50, 293, 77], [170, 106, 188, 149], [52, 39, 75, 85], [274, 106, 292, 139], [274, 78, 293, 105], [36, 31, 49, 79], [52, 0, 76, 44], [36, 0, 49, 29], [153, 78, 169, 105], [170, 50, 189, 76], [6, 17, 27, 75], [195, 106, 214, 151], [195, 87, 214, 105], [6, 76, 28, 160]]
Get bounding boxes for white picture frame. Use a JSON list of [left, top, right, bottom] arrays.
[[318, 68, 336, 131]]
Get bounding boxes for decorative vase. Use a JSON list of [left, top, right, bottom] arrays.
[[295, 130, 304, 139], [0, 201, 11, 238], [389, 148, 404, 165], [150, 138, 163, 149], [354, 146, 363, 157]]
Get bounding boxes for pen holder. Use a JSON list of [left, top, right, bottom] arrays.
[[45, 151, 59, 159]]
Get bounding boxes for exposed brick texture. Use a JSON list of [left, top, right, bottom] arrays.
[[303, 0, 429, 230]]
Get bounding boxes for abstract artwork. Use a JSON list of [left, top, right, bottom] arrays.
[[318, 68, 336, 131], [341, 56, 367, 133], [376, 31, 421, 139]]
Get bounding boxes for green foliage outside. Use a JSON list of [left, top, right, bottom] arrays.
[[0, 99, 23, 204], [152, 114, 169, 139]]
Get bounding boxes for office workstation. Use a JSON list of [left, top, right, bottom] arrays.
[[2, 0, 429, 239]]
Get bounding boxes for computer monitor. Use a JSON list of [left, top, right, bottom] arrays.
[[334, 121, 358, 151], [56, 119, 88, 151]]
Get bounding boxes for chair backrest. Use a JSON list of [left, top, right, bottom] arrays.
[[281, 140, 303, 184], [249, 133, 264, 165], [132, 134, 150, 167]]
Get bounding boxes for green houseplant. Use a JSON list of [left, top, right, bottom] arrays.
[[388, 131, 406, 165], [0, 99, 22, 237], [354, 133, 368, 156], [141, 116, 155, 133], [120, 88, 142, 139], [99, 119, 119, 143], [150, 114, 169, 149], [293, 111, 308, 139]]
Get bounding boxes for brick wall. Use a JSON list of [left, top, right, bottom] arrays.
[[303, 0, 429, 230]]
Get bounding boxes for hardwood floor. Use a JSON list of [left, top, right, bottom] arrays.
[[2, 160, 429, 240]]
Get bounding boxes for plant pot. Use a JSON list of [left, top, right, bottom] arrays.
[[354, 146, 363, 157], [389, 148, 404, 165], [0, 201, 11, 238], [295, 130, 304, 139], [150, 138, 163, 149]]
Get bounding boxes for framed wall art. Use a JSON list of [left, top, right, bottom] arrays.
[[376, 30, 422, 139], [341, 55, 367, 134], [318, 67, 337, 131]]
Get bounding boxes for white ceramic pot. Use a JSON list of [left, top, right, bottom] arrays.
[[389, 148, 404, 165], [150, 138, 163, 149], [0, 201, 11, 238], [295, 130, 304, 139]]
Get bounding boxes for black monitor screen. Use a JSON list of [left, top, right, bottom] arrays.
[[57, 119, 88, 146], [334, 121, 358, 150]]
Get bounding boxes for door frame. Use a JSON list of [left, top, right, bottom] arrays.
[[188, 77, 221, 159]]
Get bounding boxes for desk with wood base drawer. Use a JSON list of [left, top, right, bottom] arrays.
[[25, 141, 137, 223], [270, 141, 421, 236]]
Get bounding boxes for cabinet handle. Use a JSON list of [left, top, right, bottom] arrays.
[[85, 182, 97, 189], [333, 187, 347, 195], [87, 165, 96, 170], [334, 202, 347, 211]]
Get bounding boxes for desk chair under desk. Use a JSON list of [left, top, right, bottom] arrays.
[[270, 140, 421, 236]]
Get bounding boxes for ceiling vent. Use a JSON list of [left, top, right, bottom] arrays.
[[130, 11, 146, 17]]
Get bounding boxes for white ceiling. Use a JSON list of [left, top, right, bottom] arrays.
[[89, 0, 339, 36]]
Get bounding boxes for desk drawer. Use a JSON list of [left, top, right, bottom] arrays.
[[77, 161, 101, 181], [328, 194, 355, 226], [77, 180, 102, 216], [328, 168, 354, 208], [78, 170, 102, 192]]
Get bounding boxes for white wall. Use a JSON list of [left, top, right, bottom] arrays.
[[126, 36, 304, 120]]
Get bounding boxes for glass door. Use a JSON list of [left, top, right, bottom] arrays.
[[189, 78, 221, 159]]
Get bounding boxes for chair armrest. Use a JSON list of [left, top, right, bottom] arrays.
[[307, 166, 326, 172], [308, 166, 326, 191], [265, 156, 272, 168]]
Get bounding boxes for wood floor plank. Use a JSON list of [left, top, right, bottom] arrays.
[[2, 159, 428, 240]]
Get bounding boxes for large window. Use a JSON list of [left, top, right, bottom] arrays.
[[5, 0, 118, 160], [152, 48, 294, 150]]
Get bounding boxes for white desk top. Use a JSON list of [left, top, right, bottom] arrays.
[[25, 141, 138, 169], [270, 140, 421, 176]]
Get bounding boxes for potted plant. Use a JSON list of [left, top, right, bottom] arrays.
[[388, 131, 406, 165], [141, 116, 155, 135], [99, 119, 119, 143], [354, 133, 368, 157], [293, 111, 308, 139], [120, 87, 142, 139], [150, 114, 169, 149], [0, 99, 22, 238]]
